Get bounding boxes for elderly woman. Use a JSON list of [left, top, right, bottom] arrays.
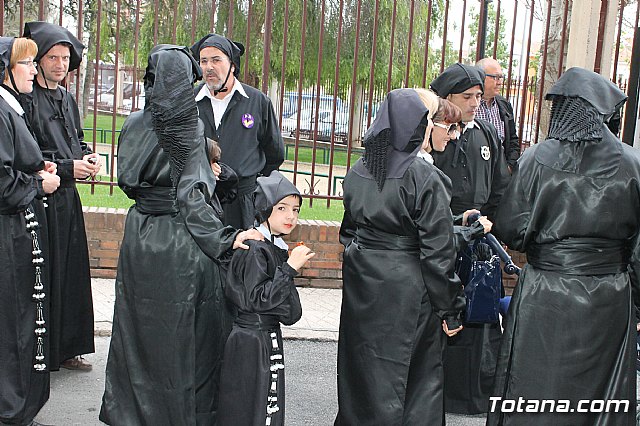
[[99, 45, 261, 425], [0, 37, 60, 426], [335, 88, 465, 425]]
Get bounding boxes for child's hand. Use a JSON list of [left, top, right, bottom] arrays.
[[287, 244, 315, 271], [211, 162, 222, 179]]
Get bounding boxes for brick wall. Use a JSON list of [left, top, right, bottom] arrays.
[[83, 207, 345, 287], [84, 207, 524, 290]]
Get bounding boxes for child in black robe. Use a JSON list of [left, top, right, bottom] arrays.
[[218, 171, 315, 426]]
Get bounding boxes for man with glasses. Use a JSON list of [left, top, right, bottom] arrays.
[[430, 63, 510, 416], [476, 57, 520, 172], [22, 21, 98, 372], [191, 33, 284, 229]]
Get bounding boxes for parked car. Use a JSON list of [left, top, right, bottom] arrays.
[[281, 92, 344, 119], [282, 109, 350, 143]]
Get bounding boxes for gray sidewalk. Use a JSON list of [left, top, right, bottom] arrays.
[[92, 278, 342, 341]]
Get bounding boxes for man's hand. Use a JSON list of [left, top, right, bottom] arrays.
[[74, 154, 101, 180]]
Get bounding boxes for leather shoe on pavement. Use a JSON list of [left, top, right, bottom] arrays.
[[60, 356, 92, 371]]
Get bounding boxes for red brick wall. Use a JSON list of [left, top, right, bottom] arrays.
[[83, 207, 345, 287], [84, 207, 524, 290]]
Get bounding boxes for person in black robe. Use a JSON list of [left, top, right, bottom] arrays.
[[335, 88, 465, 425], [22, 21, 97, 372], [488, 67, 639, 425], [430, 63, 510, 415], [99, 44, 263, 426], [0, 36, 60, 426], [218, 171, 315, 426], [191, 33, 284, 229]]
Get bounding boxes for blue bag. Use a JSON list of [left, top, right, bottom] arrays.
[[456, 238, 502, 324]]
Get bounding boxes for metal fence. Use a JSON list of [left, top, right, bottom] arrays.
[[1, 0, 637, 203]]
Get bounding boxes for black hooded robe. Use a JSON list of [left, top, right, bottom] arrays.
[[335, 160, 465, 425], [24, 82, 95, 369], [487, 130, 640, 425], [98, 110, 240, 425], [0, 90, 50, 425], [195, 82, 285, 230], [335, 89, 465, 425], [218, 238, 302, 426], [486, 67, 640, 426]]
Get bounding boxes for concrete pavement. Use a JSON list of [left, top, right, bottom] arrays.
[[92, 278, 342, 341]]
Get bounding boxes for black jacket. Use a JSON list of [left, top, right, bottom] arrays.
[[194, 82, 284, 178], [494, 95, 520, 169]]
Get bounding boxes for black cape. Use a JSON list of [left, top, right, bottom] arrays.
[[0, 91, 50, 425], [218, 238, 302, 426], [335, 157, 465, 425], [195, 82, 284, 229], [488, 129, 640, 425], [23, 82, 95, 369], [99, 111, 239, 425]]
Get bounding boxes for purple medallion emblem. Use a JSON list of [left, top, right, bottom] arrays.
[[242, 113, 255, 129]]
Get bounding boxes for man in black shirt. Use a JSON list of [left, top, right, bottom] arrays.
[[23, 21, 98, 372], [191, 33, 284, 229], [430, 63, 510, 222]]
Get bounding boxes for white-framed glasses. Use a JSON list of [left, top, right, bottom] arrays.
[[433, 121, 459, 135], [16, 60, 37, 69]]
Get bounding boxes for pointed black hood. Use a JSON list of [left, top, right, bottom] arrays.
[[23, 21, 84, 72], [545, 67, 627, 117]]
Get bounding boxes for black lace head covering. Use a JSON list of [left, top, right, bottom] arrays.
[[254, 170, 302, 225], [190, 33, 245, 78], [356, 89, 430, 191], [430, 63, 485, 97], [23, 21, 84, 72], [144, 44, 202, 186], [545, 67, 627, 142]]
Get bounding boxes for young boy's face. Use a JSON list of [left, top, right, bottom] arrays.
[[267, 195, 301, 235]]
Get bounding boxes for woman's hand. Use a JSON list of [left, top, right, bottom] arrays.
[[477, 216, 493, 234], [286, 244, 316, 271], [38, 170, 60, 194], [462, 209, 480, 226], [442, 320, 463, 337], [232, 228, 264, 250]]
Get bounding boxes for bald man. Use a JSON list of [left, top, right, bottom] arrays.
[[476, 58, 519, 172]]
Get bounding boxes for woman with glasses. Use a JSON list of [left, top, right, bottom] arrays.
[[0, 37, 60, 426]]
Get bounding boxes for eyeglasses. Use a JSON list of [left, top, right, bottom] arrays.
[[486, 73, 504, 81], [16, 60, 37, 69], [433, 122, 459, 135]]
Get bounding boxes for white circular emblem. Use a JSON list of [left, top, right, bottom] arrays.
[[481, 146, 491, 161]]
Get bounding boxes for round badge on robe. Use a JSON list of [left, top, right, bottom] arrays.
[[242, 113, 254, 129], [481, 146, 491, 161]]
